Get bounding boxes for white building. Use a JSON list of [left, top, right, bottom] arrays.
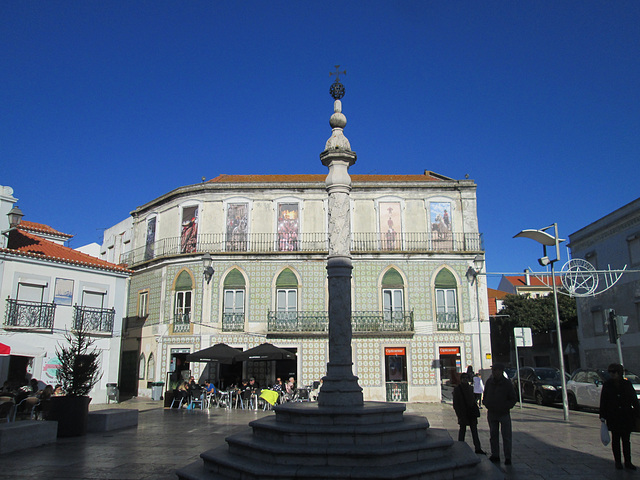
[[0, 187, 130, 403]]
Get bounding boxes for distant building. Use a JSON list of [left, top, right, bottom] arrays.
[[497, 270, 562, 298], [0, 187, 130, 402], [568, 197, 640, 373]]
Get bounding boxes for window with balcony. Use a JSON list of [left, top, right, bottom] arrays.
[[4, 282, 55, 331], [382, 268, 404, 322], [74, 290, 114, 334], [223, 269, 245, 332], [435, 268, 459, 331], [173, 270, 193, 333], [274, 268, 298, 326]]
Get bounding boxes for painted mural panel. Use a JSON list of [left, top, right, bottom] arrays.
[[379, 202, 402, 250], [54, 278, 74, 306], [430, 201, 453, 249], [144, 217, 156, 260], [226, 203, 248, 251], [277, 203, 299, 251], [181, 206, 198, 253]]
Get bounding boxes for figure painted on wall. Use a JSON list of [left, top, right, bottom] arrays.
[[278, 204, 299, 251], [226, 204, 248, 251], [181, 206, 198, 253]]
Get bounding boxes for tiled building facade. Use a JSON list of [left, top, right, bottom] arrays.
[[119, 173, 488, 403]]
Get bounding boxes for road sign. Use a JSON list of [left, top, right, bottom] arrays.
[[514, 327, 533, 347]]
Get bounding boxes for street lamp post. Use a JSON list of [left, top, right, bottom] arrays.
[[466, 254, 485, 371], [514, 223, 569, 421]]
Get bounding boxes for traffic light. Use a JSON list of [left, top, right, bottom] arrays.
[[616, 315, 629, 336], [605, 309, 618, 344]]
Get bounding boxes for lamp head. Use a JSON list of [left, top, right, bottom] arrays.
[[538, 256, 551, 267], [7, 205, 24, 228]]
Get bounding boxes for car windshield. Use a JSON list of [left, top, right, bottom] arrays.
[[535, 369, 561, 381]]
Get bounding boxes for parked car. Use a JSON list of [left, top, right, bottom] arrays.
[[504, 367, 517, 380], [512, 367, 565, 405], [566, 368, 640, 411]]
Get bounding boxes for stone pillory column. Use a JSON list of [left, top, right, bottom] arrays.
[[318, 67, 363, 407]]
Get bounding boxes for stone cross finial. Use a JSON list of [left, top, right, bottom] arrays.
[[330, 65, 346, 82]]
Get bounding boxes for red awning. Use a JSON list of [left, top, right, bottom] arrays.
[[0, 343, 10, 355]]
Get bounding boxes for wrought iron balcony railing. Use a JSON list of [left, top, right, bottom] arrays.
[[436, 312, 460, 331], [222, 313, 245, 332], [4, 299, 56, 332], [173, 313, 191, 333], [267, 310, 414, 334], [120, 232, 483, 266], [73, 305, 115, 334]]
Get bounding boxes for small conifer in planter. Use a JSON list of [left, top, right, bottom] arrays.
[[49, 317, 102, 437]]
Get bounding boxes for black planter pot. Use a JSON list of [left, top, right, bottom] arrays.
[[47, 395, 92, 437]]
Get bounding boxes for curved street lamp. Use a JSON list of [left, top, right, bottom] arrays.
[[514, 223, 570, 421]]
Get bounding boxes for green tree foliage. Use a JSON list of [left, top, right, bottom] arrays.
[[495, 292, 577, 335], [55, 318, 102, 396]]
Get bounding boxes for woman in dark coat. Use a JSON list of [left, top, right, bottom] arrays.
[[453, 373, 485, 454], [600, 363, 640, 470]]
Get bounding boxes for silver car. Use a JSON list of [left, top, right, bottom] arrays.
[[567, 368, 640, 410]]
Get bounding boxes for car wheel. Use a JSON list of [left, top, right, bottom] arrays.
[[568, 392, 579, 411], [535, 391, 544, 405]]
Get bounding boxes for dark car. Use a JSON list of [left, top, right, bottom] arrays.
[[513, 367, 564, 405]]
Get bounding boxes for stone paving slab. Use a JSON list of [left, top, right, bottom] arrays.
[[0, 397, 636, 479]]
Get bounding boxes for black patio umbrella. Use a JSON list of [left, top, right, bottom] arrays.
[[234, 343, 296, 362], [186, 343, 242, 364]]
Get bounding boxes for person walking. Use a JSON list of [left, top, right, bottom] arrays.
[[600, 363, 640, 470], [473, 372, 484, 408], [453, 373, 485, 455], [482, 363, 517, 465]]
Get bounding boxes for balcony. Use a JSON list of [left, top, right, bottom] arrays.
[[267, 310, 414, 337], [436, 312, 460, 331], [4, 299, 56, 332], [73, 305, 115, 335], [172, 313, 191, 334], [222, 313, 245, 332], [120, 232, 484, 267]]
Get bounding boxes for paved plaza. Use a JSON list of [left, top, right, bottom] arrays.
[[2, 398, 638, 479]]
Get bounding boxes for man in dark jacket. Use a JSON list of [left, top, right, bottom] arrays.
[[482, 363, 517, 465], [600, 363, 640, 470], [453, 373, 485, 454]]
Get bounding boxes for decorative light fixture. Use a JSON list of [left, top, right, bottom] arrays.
[[514, 223, 569, 421], [203, 253, 214, 284], [7, 205, 24, 228]]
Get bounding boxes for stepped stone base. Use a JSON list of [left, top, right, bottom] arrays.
[[175, 402, 503, 480]]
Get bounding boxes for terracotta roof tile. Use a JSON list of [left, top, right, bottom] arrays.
[[18, 220, 74, 238], [3, 230, 131, 273], [208, 173, 446, 183], [504, 275, 562, 287]]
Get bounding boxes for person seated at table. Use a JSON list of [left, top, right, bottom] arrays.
[[272, 378, 284, 392], [204, 381, 218, 395], [310, 379, 323, 401], [53, 384, 64, 396], [175, 381, 189, 408], [284, 376, 295, 401], [33, 385, 54, 420], [248, 377, 259, 393]]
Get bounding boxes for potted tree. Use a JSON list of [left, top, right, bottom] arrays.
[[48, 318, 102, 437]]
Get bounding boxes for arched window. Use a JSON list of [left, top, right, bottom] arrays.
[[276, 268, 298, 320], [138, 354, 146, 380], [174, 271, 193, 330], [147, 353, 155, 380], [382, 268, 404, 321], [223, 269, 245, 332], [435, 268, 459, 331]]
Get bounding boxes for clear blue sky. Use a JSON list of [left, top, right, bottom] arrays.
[[2, 2, 639, 288]]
